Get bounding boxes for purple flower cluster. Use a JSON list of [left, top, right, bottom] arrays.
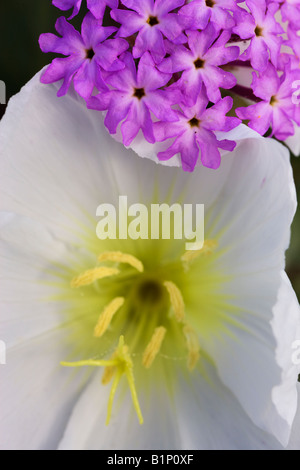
[[40, 0, 300, 171]]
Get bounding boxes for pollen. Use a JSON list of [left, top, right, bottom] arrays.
[[183, 325, 200, 371], [255, 25, 264, 37], [163, 281, 185, 322], [270, 96, 278, 106], [142, 326, 167, 369], [71, 267, 120, 288], [61, 336, 144, 426], [98, 251, 144, 273], [181, 239, 218, 264], [94, 297, 125, 338]]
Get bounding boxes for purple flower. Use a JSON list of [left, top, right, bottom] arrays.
[[111, 0, 185, 63], [233, 0, 283, 72], [286, 24, 300, 59], [236, 63, 299, 140], [39, 0, 300, 166], [53, 0, 118, 19], [158, 25, 239, 104], [278, 0, 300, 28], [154, 92, 239, 172], [89, 52, 179, 146], [88, 0, 119, 20], [52, 0, 82, 19], [179, 0, 238, 31], [39, 13, 128, 99]]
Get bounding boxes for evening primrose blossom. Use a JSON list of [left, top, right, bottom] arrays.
[[0, 74, 299, 450]]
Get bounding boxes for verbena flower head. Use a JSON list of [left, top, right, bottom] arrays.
[[0, 74, 299, 449], [40, 0, 300, 170]]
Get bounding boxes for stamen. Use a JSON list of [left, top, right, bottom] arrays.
[[61, 359, 119, 368], [163, 281, 185, 322], [98, 251, 144, 273], [143, 326, 167, 369], [181, 239, 218, 263], [94, 297, 125, 338], [106, 368, 123, 426], [110, 336, 144, 425], [183, 325, 200, 371], [124, 359, 144, 425], [71, 267, 119, 288], [61, 336, 143, 426]]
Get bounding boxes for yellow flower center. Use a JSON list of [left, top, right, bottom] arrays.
[[60, 239, 220, 425]]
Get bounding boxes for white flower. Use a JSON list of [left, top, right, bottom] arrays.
[[0, 72, 299, 450], [288, 385, 300, 450]]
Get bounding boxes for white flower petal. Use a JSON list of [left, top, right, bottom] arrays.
[[0, 329, 87, 450], [58, 360, 284, 450], [287, 385, 300, 450], [0, 72, 131, 244], [174, 363, 284, 450], [188, 138, 298, 445], [272, 272, 300, 444], [0, 212, 75, 348], [57, 370, 182, 450], [0, 214, 91, 450]]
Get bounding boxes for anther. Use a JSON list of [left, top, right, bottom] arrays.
[[143, 326, 167, 369], [183, 325, 200, 371], [98, 251, 144, 273], [94, 297, 125, 338], [181, 239, 218, 263], [163, 281, 185, 322], [71, 267, 119, 288]]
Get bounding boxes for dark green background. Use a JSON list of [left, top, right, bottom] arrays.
[[1, 0, 299, 298]]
